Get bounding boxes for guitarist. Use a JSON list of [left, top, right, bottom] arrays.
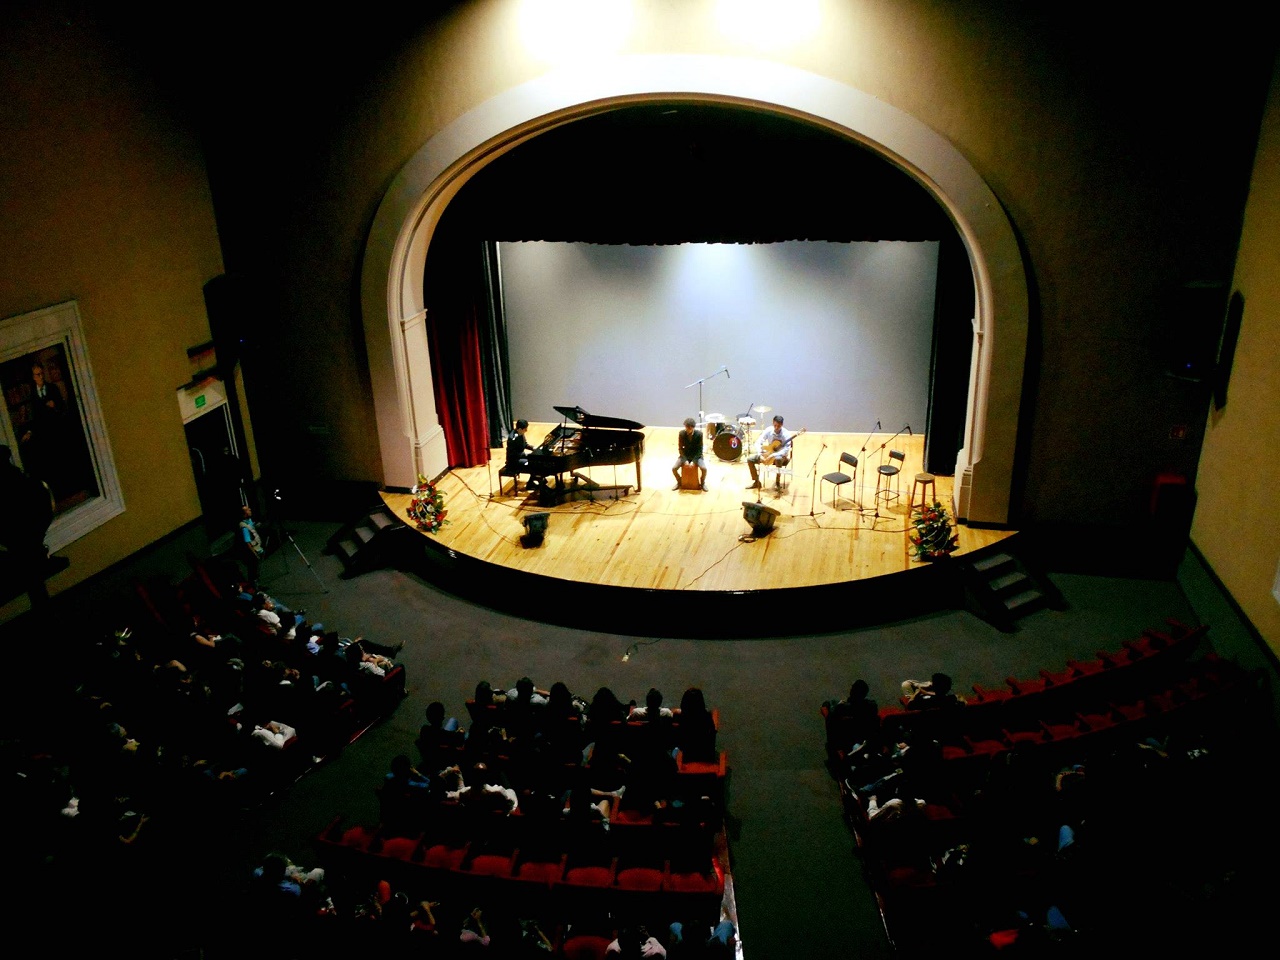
[[746, 414, 795, 489]]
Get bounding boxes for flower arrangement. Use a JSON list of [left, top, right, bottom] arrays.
[[910, 499, 959, 561], [407, 474, 448, 534]]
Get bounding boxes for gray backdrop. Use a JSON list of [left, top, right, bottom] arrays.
[[501, 240, 938, 437]]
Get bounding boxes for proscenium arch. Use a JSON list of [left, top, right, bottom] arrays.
[[361, 55, 1027, 525]]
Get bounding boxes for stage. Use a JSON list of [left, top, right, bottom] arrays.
[[382, 425, 1015, 637]]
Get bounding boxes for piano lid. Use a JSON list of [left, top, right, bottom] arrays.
[[552, 405, 645, 431]]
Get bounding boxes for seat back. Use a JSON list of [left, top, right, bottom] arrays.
[[841, 452, 858, 473]]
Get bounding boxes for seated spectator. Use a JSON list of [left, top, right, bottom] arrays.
[[251, 720, 297, 749], [417, 701, 465, 772], [674, 687, 717, 762], [584, 686, 628, 756], [607, 925, 667, 957], [254, 592, 303, 639], [825, 679, 881, 752], [459, 906, 491, 951], [630, 687, 674, 719], [668, 920, 736, 959], [385, 753, 432, 792], [460, 761, 518, 815], [506, 676, 549, 705], [901, 672, 961, 710]]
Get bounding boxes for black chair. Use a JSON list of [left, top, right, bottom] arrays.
[[821, 452, 858, 510]]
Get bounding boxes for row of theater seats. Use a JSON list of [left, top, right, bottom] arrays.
[[116, 555, 409, 799], [317, 812, 726, 930], [823, 619, 1265, 954], [831, 620, 1212, 768], [314, 687, 733, 945], [147, 556, 407, 752]]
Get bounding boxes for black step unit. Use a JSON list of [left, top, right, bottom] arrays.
[[960, 543, 1063, 632], [325, 502, 411, 578]]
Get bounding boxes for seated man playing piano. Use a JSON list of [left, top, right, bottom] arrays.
[[746, 414, 793, 489], [672, 417, 708, 491], [506, 419, 534, 470]]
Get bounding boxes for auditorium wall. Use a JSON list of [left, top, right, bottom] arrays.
[[0, 7, 225, 613], [1190, 57, 1280, 652]]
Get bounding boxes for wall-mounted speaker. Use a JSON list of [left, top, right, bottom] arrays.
[[1163, 281, 1229, 383], [1212, 291, 1245, 410]]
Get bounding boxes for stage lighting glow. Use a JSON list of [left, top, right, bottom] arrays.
[[518, 0, 634, 63], [716, 0, 821, 49]]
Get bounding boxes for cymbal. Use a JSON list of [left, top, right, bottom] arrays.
[[754, 405, 772, 414]]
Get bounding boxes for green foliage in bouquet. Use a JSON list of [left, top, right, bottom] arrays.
[[910, 499, 959, 561], [407, 474, 448, 533]]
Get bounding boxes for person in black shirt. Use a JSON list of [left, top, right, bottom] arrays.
[[671, 417, 707, 491], [506, 418, 533, 470]]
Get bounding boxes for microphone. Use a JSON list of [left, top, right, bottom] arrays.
[[907, 425, 913, 437], [876, 420, 881, 430], [725, 367, 731, 379]]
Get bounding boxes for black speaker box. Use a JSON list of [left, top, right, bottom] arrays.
[[1163, 282, 1229, 383]]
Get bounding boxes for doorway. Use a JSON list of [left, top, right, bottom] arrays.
[[185, 401, 247, 540]]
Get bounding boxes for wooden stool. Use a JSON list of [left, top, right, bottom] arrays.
[[680, 462, 702, 491], [908, 472, 937, 513]]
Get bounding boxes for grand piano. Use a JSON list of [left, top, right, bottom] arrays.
[[526, 405, 646, 505]]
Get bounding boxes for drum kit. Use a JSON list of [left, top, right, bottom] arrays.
[[705, 404, 771, 462]]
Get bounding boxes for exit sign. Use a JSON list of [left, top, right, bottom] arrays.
[[194, 394, 207, 409]]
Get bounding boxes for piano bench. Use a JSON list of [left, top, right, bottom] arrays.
[[498, 466, 527, 496]]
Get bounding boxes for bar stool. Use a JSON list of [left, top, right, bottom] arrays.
[[875, 449, 905, 506], [909, 472, 937, 513]]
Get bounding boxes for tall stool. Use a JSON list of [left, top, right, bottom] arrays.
[[908, 472, 937, 513], [875, 449, 905, 507]]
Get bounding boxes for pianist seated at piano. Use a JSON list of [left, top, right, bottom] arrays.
[[506, 419, 533, 470], [525, 406, 646, 505], [672, 417, 708, 491]]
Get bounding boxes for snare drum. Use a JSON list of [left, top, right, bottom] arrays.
[[713, 424, 744, 462], [704, 413, 726, 440]]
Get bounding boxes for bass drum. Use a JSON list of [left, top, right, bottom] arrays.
[[713, 425, 745, 462]]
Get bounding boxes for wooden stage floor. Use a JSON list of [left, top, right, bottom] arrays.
[[383, 425, 1014, 597]]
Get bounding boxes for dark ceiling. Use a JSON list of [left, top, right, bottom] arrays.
[[439, 103, 952, 244]]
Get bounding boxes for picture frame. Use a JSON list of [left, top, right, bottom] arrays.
[[0, 300, 124, 552]]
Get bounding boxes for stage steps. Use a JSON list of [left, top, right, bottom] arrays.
[[960, 547, 1065, 632], [325, 502, 411, 578]]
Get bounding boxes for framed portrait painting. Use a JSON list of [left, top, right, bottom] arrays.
[[0, 301, 124, 551]]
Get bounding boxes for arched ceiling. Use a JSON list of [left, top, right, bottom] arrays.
[[439, 102, 952, 244]]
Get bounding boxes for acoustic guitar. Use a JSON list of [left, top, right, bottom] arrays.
[[760, 427, 806, 463]]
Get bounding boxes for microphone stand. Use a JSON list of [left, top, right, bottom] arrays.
[[855, 420, 881, 517], [808, 441, 827, 519], [685, 365, 729, 429]]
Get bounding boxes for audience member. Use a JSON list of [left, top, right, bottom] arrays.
[[901, 672, 961, 710]]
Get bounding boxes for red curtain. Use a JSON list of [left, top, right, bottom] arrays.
[[426, 299, 489, 469]]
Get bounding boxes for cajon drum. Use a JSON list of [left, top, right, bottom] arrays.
[[680, 462, 701, 490]]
